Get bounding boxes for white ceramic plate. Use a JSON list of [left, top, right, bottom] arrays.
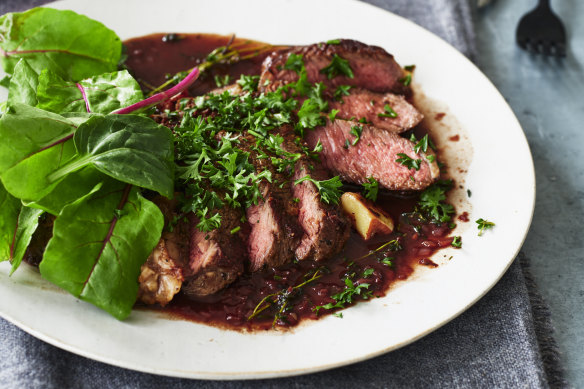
[[0, 0, 535, 380]]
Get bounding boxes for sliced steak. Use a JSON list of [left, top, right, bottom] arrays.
[[221, 133, 302, 271], [183, 205, 246, 297], [304, 120, 440, 191], [276, 127, 350, 261], [260, 40, 409, 95], [329, 88, 423, 133]]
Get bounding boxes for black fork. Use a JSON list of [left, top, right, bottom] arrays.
[[516, 0, 567, 57]]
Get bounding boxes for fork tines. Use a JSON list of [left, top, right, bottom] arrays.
[[517, 37, 566, 57]]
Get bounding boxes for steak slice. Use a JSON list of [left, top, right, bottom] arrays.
[[277, 127, 350, 261], [260, 40, 409, 95], [182, 205, 246, 297], [329, 88, 423, 133], [304, 120, 440, 191], [238, 133, 302, 271]]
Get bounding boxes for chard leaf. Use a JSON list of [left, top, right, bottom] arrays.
[[0, 8, 121, 81], [36, 69, 144, 114], [25, 166, 107, 215], [9, 205, 43, 274], [0, 104, 77, 200], [7, 59, 38, 107], [0, 182, 43, 273], [39, 183, 164, 319], [51, 115, 175, 198], [0, 183, 21, 261]]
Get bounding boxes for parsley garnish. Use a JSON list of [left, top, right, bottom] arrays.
[[396, 153, 422, 170], [213, 74, 231, 88], [326, 39, 341, 45], [236, 74, 259, 92], [320, 54, 354, 79], [313, 277, 372, 314], [414, 134, 429, 153], [294, 175, 343, 205], [329, 108, 340, 121], [404, 64, 416, 71], [417, 181, 455, 223], [379, 256, 394, 267], [399, 74, 412, 86], [362, 268, 375, 278], [284, 53, 305, 73], [296, 99, 326, 133], [230, 226, 241, 234], [476, 218, 495, 236], [334, 85, 351, 101], [362, 176, 379, 202], [349, 125, 363, 145], [451, 236, 462, 248], [377, 104, 398, 118]]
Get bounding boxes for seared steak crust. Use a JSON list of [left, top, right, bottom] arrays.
[[305, 120, 440, 191], [260, 40, 409, 95]]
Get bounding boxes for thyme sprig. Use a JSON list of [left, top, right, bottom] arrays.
[[248, 269, 323, 326]]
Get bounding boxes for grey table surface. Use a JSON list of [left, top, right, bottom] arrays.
[[475, 0, 584, 386]]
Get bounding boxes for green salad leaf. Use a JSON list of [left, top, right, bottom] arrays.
[[0, 8, 121, 81], [40, 182, 164, 319], [0, 104, 78, 200], [50, 115, 175, 198], [7, 59, 39, 107], [9, 205, 43, 274], [0, 183, 21, 262], [25, 166, 108, 215], [0, 183, 43, 274], [36, 69, 143, 114]]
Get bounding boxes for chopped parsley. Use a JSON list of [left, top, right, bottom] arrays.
[[213, 74, 231, 88], [476, 218, 495, 236], [284, 53, 305, 73], [320, 54, 354, 79], [349, 125, 363, 145], [362, 177, 379, 202], [404, 64, 416, 72], [329, 108, 340, 121], [326, 39, 341, 45], [399, 74, 412, 86], [294, 175, 343, 205], [334, 85, 352, 101], [379, 256, 394, 267], [414, 134, 431, 153], [236, 74, 259, 92], [396, 153, 422, 170], [313, 277, 372, 314], [451, 236, 462, 248], [362, 268, 375, 278], [417, 180, 455, 223], [377, 104, 398, 118]]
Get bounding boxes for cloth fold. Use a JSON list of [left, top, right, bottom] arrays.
[[0, 0, 565, 387]]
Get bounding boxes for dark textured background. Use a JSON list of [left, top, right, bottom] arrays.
[[0, 0, 567, 387]]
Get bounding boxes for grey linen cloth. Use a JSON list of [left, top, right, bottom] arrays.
[[0, 0, 567, 387]]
